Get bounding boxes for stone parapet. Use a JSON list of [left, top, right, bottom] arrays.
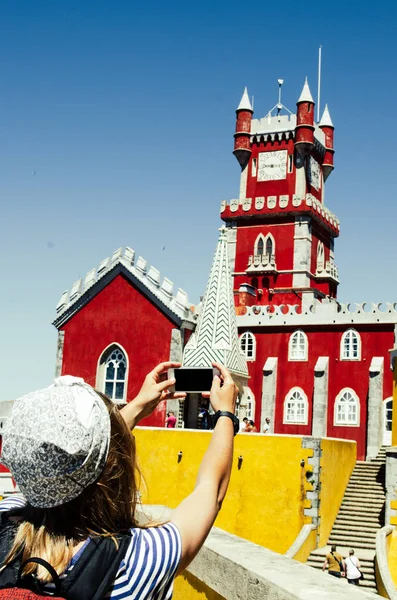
[[237, 299, 397, 328]]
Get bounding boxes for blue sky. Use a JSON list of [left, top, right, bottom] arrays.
[[0, 1, 396, 400]]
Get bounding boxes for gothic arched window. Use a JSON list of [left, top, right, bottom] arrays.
[[288, 330, 308, 361], [239, 331, 256, 361], [283, 388, 308, 424], [254, 233, 275, 258], [97, 344, 128, 403], [341, 329, 361, 361], [334, 389, 360, 426]]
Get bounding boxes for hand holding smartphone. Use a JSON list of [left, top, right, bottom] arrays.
[[168, 367, 221, 393]]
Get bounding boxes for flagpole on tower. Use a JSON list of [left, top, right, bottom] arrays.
[[317, 45, 322, 123]]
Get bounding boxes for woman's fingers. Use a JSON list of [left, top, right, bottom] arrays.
[[212, 362, 233, 385], [151, 361, 181, 378]]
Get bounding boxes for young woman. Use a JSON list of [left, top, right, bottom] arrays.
[[0, 361, 238, 599]]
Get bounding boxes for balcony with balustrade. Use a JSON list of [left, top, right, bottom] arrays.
[[246, 252, 277, 274], [315, 260, 339, 282]]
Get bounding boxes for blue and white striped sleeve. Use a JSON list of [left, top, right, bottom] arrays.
[[0, 495, 26, 513], [110, 523, 182, 600]]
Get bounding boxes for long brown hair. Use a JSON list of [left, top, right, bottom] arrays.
[[3, 392, 140, 581]]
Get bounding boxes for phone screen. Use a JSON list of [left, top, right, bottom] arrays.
[[174, 368, 214, 393]]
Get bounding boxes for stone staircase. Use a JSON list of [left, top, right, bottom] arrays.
[[306, 446, 387, 594]]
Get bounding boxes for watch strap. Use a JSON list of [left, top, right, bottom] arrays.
[[214, 410, 239, 436]]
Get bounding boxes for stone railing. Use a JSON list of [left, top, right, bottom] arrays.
[[246, 253, 276, 273], [375, 525, 397, 600], [138, 505, 377, 600], [316, 260, 339, 281], [237, 299, 397, 327]]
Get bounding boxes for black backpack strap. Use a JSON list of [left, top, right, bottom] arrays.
[[61, 534, 131, 600]]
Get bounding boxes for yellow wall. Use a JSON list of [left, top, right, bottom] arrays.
[[134, 429, 313, 553], [318, 438, 356, 547], [174, 572, 225, 600], [134, 429, 354, 554]]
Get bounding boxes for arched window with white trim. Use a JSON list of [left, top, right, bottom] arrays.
[[97, 344, 128, 403], [317, 241, 325, 272], [283, 388, 308, 424], [288, 330, 308, 361], [334, 389, 360, 426], [254, 233, 275, 258], [341, 329, 361, 360], [239, 331, 256, 361]]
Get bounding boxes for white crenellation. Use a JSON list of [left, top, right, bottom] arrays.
[[69, 279, 83, 301], [111, 248, 123, 263], [54, 247, 194, 324], [136, 256, 147, 274], [84, 268, 97, 288], [237, 300, 397, 327], [160, 277, 174, 298], [147, 265, 161, 287], [124, 247, 135, 265], [98, 257, 110, 274], [56, 290, 69, 313]]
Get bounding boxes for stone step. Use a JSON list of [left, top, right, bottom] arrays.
[[345, 485, 385, 493], [341, 498, 385, 507], [343, 491, 385, 500], [332, 521, 380, 535], [340, 499, 384, 514], [334, 514, 381, 524], [328, 539, 376, 550]]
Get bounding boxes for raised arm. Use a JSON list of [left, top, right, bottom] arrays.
[[120, 361, 186, 430], [171, 363, 238, 574]]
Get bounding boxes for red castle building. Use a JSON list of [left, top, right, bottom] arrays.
[[52, 78, 397, 461]]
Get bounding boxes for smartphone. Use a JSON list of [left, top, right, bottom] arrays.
[[168, 367, 220, 393]]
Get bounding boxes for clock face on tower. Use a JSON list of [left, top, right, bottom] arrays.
[[307, 156, 321, 191], [257, 150, 287, 181]]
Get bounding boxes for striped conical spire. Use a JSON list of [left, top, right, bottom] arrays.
[[183, 227, 248, 377]]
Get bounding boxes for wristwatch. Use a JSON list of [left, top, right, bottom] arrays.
[[213, 410, 239, 436]]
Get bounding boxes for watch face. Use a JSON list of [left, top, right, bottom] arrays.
[[257, 150, 287, 181], [308, 156, 321, 191]]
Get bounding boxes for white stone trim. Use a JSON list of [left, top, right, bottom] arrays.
[[288, 330, 308, 361], [340, 328, 361, 361], [334, 388, 360, 427], [283, 387, 308, 425], [316, 241, 325, 273]]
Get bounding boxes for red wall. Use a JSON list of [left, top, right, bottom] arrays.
[[246, 139, 296, 199], [243, 325, 394, 459], [60, 274, 180, 427]]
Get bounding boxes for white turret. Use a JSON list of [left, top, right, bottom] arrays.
[[237, 86, 253, 111], [319, 104, 334, 128], [297, 77, 314, 104]]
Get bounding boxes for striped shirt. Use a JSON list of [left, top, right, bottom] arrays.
[[0, 496, 182, 599]]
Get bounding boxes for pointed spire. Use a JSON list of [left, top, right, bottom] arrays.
[[319, 104, 334, 128], [237, 86, 253, 112], [297, 77, 314, 103], [183, 227, 248, 378]]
